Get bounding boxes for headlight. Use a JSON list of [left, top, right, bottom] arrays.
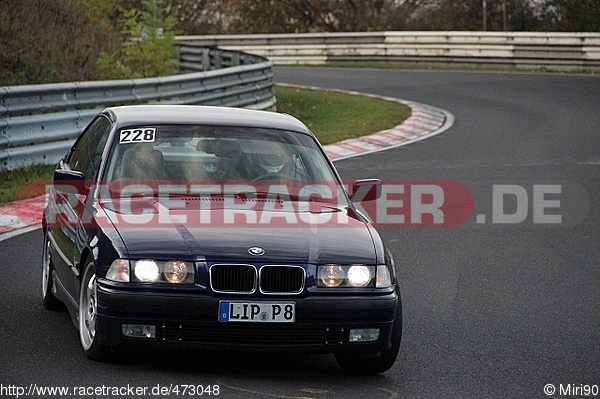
[[134, 260, 161, 282], [347, 265, 372, 287], [106, 259, 194, 284], [164, 260, 190, 284], [317, 264, 345, 287], [316, 265, 371, 288], [316, 265, 392, 288]]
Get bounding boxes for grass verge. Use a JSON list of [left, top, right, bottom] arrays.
[[275, 85, 410, 145], [0, 87, 411, 205], [0, 164, 55, 205]]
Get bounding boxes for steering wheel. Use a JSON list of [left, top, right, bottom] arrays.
[[252, 171, 297, 182]]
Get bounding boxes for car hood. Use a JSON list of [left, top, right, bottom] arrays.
[[99, 198, 379, 264]]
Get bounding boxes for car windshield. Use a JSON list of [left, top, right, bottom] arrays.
[[103, 124, 344, 203]]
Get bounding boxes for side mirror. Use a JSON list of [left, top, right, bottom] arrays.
[[349, 179, 382, 202], [53, 169, 86, 194]]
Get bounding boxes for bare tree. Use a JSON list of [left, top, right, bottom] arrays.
[[534, 0, 600, 31], [165, 0, 234, 34]]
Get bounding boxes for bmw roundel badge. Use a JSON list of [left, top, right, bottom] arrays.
[[248, 247, 265, 256]]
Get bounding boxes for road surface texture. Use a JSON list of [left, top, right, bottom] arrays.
[[0, 67, 598, 399]]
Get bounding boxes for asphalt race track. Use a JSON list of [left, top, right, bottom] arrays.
[[1, 68, 598, 398]]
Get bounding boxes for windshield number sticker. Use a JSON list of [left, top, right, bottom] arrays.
[[120, 128, 156, 144]]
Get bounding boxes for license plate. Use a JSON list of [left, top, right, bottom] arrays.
[[218, 301, 295, 323]]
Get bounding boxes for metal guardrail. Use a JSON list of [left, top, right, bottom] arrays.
[[178, 31, 600, 70], [4, 32, 598, 171], [0, 49, 275, 171]]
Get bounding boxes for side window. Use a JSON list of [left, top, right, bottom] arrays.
[[68, 116, 112, 180]]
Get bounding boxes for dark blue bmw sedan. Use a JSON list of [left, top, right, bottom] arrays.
[[42, 105, 401, 374]]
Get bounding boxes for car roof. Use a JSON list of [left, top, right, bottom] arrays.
[[104, 105, 313, 135]]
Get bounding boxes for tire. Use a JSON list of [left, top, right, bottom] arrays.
[[42, 233, 63, 311], [79, 261, 111, 361], [336, 302, 402, 374]]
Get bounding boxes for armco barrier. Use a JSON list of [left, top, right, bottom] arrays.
[[3, 32, 598, 171], [177, 31, 600, 70], [0, 49, 275, 171]]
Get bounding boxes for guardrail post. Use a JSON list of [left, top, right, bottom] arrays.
[[202, 48, 210, 71], [173, 44, 182, 64], [214, 50, 222, 70], [232, 52, 240, 66], [241, 55, 252, 65]]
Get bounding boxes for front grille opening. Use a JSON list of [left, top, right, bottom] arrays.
[[260, 266, 305, 294], [210, 265, 256, 293]]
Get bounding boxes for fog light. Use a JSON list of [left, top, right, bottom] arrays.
[[349, 328, 380, 342], [122, 324, 156, 339]]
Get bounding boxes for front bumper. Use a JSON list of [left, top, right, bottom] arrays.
[[96, 284, 400, 354]]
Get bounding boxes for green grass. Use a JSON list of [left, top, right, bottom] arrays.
[[0, 88, 410, 205], [0, 164, 55, 205], [275, 85, 410, 145]]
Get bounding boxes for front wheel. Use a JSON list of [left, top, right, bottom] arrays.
[[79, 261, 111, 361], [42, 233, 62, 310]]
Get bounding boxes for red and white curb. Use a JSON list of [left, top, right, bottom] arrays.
[[0, 87, 453, 241], [278, 84, 454, 161], [0, 194, 47, 240]]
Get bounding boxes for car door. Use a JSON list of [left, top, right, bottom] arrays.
[[48, 115, 112, 300]]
